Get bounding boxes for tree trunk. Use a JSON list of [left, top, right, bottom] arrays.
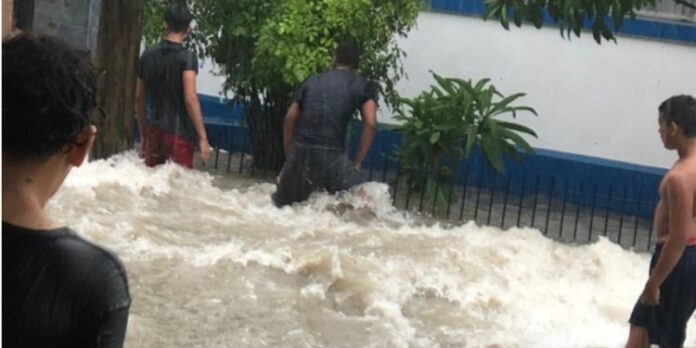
[[90, 0, 143, 159], [246, 93, 287, 172]]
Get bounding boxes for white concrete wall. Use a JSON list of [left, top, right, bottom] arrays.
[[197, 59, 228, 97], [387, 12, 696, 169], [197, 11, 696, 169]]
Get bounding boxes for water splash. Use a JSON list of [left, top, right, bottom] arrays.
[[46, 152, 693, 348]]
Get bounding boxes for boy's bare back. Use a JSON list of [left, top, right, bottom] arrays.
[[654, 155, 696, 243]]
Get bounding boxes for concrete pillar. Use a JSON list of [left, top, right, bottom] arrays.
[[30, 0, 102, 56], [12, 0, 144, 159]]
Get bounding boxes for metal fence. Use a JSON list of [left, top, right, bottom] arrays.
[[205, 122, 661, 252], [385, 161, 658, 252], [638, 0, 696, 23]]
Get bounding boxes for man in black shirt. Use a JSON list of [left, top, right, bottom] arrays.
[[272, 41, 378, 207], [136, 4, 210, 169], [2, 33, 131, 347]]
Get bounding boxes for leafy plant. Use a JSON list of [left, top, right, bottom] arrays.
[[394, 71, 538, 205], [482, 0, 694, 44]]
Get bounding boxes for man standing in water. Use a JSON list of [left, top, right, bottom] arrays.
[[136, 4, 210, 169], [3, 33, 131, 347], [272, 41, 378, 207], [627, 95, 696, 348]]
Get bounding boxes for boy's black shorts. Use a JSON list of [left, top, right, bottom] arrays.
[[629, 244, 696, 348]]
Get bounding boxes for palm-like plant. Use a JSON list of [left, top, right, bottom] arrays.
[[395, 71, 538, 205]]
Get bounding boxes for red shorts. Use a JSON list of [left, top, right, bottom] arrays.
[[144, 128, 194, 169]]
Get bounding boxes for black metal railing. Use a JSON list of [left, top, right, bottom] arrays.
[[204, 121, 660, 252], [207, 149, 659, 252], [387, 161, 657, 251]]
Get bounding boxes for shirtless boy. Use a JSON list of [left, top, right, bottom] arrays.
[[627, 95, 696, 348]]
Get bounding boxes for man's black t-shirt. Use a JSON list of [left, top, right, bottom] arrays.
[[293, 68, 377, 149], [139, 39, 199, 142], [2, 222, 131, 348]]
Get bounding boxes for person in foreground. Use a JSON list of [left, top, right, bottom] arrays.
[[2, 33, 131, 347], [136, 4, 210, 168], [626, 95, 696, 348], [272, 41, 378, 207]]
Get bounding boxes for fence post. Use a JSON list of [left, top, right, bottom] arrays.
[[487, 171, 498, 225], [418, 176, 427, 213], [501, 175, 512, 229], [474, 167, 485, 222], [632, 184, 644, 248], [618, 186, 629, 245], [531, 174, 541, 228], [544, 176, 555, 236], [573, 182, 583, 240], [458, 164, 471, 221], [558, 179, 569, 237], [516, 174, 527, 227], [603, 186, 614, 237], [588, 182, 598, 242], [381, 151, 389, 183]]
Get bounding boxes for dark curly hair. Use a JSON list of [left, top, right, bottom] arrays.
[[335, 41, 360, 69], [659, 95, 696, 138], [2, 33, 99, 159], [165, 4, 194, 33]]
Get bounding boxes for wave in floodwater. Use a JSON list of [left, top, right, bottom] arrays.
[[46, 153, 694, 348]]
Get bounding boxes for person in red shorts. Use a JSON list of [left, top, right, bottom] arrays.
[[136, 4, 210, 168]]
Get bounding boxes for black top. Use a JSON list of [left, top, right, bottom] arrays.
[[2, 222, 131, 348], [139, 39, 199, 142], [293, 68, 377, 149]]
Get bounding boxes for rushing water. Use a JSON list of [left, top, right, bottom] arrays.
[[47, 153, 694, 347]]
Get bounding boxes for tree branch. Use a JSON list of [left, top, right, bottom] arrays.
[[673, 0, 696, 11]]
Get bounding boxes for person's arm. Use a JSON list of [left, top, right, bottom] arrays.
[[90, 253, 131, 348], [353, 100, 378, 170], [283, 102, 301, 157], [642, 173, 693, 304], [135, 79, 147, 157], [95, 307, 130, 348], [182, 70, 211, 162]]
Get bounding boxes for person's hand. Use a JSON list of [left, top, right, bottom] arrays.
[[139, 139, 147, 159], [640, 279, 660, 305], [199, 138, 211, 162], [276, 167, 285, 184], [353, 161, 362, 170]]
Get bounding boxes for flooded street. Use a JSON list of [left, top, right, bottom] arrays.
[[47, 153, 694, 347]]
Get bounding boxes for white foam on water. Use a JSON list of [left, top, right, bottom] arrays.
[[47, 153, 695, 347]]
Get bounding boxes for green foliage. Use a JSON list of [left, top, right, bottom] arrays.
[[482, 0, 665, 43], [394, 72, 538, 205], [143, 0, 421, 170], [143, 0, 421, 107], [142, 0, 170, 46]]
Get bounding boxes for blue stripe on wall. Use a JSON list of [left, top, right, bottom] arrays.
[[196, 92, 665, 219], [429, 0, 696, 45], [346, 122, 665, 219]]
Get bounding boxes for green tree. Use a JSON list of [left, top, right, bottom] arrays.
[[144, 0, 421, 171], [483, 0, 695, 43]]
